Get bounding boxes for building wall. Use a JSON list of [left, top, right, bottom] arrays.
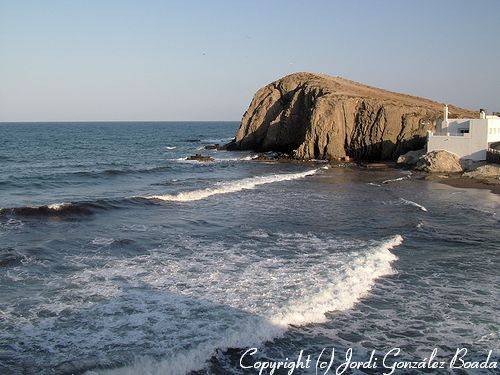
[[487, 118, 500, 143], [427, 134, 485, 160], [428, 117, 500, 161], [441, 119, 471, 135], [468, 119, 488, 160]]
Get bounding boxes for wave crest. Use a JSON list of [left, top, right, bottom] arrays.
[[0, 199, 120, 218], [99, 234, 403, 375], [145, 169, 320, 202], [400, 198, 428, 212]]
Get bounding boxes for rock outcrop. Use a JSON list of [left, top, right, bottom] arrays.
[[414, 150, 463, 173], [227, 73, 476, 160], [186, 154, 214, 162], [397, 149, 426, 167]]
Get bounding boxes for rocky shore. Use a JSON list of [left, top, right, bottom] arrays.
[[223, 72, 499, 193], [225, 72, 475, 160], [396, 148, 500, 193]]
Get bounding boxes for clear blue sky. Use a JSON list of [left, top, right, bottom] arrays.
[[1, 0, 499, 122]]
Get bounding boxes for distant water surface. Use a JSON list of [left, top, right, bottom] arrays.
[[0, 122, 498, 374]]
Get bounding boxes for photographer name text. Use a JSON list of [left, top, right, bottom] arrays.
[[240, 347, 497, 375]]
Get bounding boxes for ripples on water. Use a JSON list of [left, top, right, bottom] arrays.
[[0, 122, 498, 374]]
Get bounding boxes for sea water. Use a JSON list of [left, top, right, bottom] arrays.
[[0, 122, 498, 374]]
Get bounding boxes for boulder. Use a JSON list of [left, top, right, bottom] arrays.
[[204, 144, 220, 150], [252, 154, 273, 161], [414, 150, 463, 173], [396, 149, 425, 166], [186, 154, 214, 162], [460, 159, 485, 172], [226, 72, 476, 160], [463, 164, 500, 179]]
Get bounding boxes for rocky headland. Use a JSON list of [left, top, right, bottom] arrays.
[[226, 72, 476, 160], [225, 72, 499, 193]]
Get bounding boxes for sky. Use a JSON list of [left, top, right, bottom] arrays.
[[0, 0, 499, 122]]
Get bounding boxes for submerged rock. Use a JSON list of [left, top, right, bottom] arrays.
[[414, 150, 463, 173], [226, 72, 475, 160], [397, 149, 425, 167], [252, 154, 273, 162], [186, 154, 215, 162], [204, 144, 220, 150]]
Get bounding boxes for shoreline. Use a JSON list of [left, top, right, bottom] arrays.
[[326, 160, 500, 196], [430, 175, 500, 195], [367, 163, 500, 196], [249, 156, 500, 196]]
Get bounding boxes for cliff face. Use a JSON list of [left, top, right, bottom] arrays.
[[228, 73, 476, 160]]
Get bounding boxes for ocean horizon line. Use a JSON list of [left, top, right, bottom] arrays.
[[0, 120, 240, 124]]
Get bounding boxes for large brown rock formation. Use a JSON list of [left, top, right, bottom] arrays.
[[227, 72, 476, 160]]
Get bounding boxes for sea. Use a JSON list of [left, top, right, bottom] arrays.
[[0, 122, 498, 374]]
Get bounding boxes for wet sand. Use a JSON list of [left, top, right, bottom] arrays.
[[435, 176, 500, 195], [352, 161, 500, 196]]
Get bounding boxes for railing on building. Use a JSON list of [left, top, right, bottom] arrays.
[[486, 148, 500, 164], [429, 131, 467, 137]]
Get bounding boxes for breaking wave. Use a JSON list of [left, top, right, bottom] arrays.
[[1, 169, 323, 217], [382, 176, 406, 184], [382, 171, 412, 184], [400, 198, 428, 212], [0, 199, 123, 218], [145, 169, 320, 202], [99, 234, 403, 375], [270, 234, 402, 326], [170, 155, 258, 163]]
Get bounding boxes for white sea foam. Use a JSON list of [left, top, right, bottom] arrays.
[[91, 237, 115, 246], [164, 146, 176, 150], [4, 231, 403, 375], [382, 176, 407, 184], [270, 234, 402, 327], [47, 202, 70, 211], [214, 154, 258, 161], [0, 218, 24, 230], [97, 234, 403, 375], [400, 198, 428, 212], [170, 155, 258, 163], [146, 169, 319, 202], [202, 137, 233, 144]]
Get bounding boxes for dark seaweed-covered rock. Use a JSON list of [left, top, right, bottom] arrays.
[[186, 154, 214, 162]]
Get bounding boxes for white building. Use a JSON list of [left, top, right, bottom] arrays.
[[427, 105, 500, 161]]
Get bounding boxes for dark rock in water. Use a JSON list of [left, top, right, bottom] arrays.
[[252, 154, 272, 162], [217, 139, 235, 151], [225, 72, 476, 161], [186, 154, 215, 162], [204, 143, 219, 150], [185, 139, 201, 143]]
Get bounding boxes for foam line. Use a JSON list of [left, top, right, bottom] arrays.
[[400, 198, 428, 212], [145, 169, 319, 202], [101, 235, 403, 375]]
